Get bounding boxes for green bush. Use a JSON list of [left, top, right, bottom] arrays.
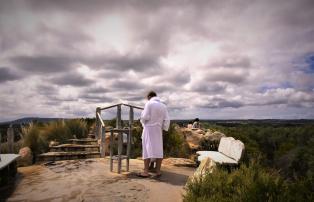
[[22, 123, 48, 156], [0, 140, 23, 154], [65, 119, 88, 139], [164, 124, 190, 158], [42, 120, 71, 143], [184, 162, 286, 202], [199, 138, 220, 151], [130, 125, 143, 158]]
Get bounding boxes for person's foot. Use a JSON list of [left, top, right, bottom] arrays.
[[153, 173, 162, 179], [137, 172, 150, 178]]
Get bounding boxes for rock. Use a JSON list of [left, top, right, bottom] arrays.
[[17, 147, 33, 166], [194, 129, 206, 135], [49, 141, 60, 147], [193, 157, 217, 178], [199, 131, 226, 151], [203, 131, 226, 141], [162, 158, 196, 167], [180, 128, 205, 150]]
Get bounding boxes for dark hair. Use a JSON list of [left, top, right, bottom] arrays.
[[194, 118, 199, 122], [147, 91, 157, 99]]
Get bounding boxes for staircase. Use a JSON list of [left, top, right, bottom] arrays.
[[38, 137, 101, 162]]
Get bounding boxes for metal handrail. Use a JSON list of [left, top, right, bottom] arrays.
[[100, 103, 144, 111], [122, 103, 144, 110], [96, 112, 105, 127]]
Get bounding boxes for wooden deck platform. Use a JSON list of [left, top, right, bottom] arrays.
[[0, 154, 20, 170], [0, 154, 20, 186]]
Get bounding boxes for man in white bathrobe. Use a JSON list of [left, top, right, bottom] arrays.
[[139, 91, 170, 177]]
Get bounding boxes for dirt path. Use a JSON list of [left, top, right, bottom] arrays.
[[4, 158, 195, 202]]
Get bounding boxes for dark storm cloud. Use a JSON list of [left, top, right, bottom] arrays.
[[36, 84, 59, 96], [83, 86, 108, 94], [209, 56, 251, 69], [85, 53, 160, 73], [191, 83, 227, 93], [79, 94, 114, 103], [198, 98, 244, 109], [204, 70, 248, 84], [25, 0, 181, 16], [11, 55, 75, 74], [1, 0, 314, 120], [171, 69, 191, 86], [0, 67, 22, 83], [110, 80, 142, 90], [44, 98, 76, 106], [107, 54, 159, 72], [49, 71, 93, 86], [38, 24, 93, 49]]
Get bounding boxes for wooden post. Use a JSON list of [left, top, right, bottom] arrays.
[[110, 129, 114, 172], [100, 127, 106, 158], [0, 133, 2, 161], [116, 105, 121, 129], [126, 107, 134, 171], [7, 126, 14, 153], [115, 104, 122, 173], [117, 132, 122, 174], [96, 107, 101, 139]]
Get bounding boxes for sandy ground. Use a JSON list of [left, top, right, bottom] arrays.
[[2, 158, 195, 202]]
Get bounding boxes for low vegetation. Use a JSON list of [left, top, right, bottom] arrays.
[[22, 119, 88, 158], [2, 118, 313, 200], [184, 122, 314, 201]]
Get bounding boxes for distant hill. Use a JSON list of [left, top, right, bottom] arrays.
[[0, 117, 64, 126]]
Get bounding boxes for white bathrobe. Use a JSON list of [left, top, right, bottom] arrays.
[[140, 97, 170, 159]]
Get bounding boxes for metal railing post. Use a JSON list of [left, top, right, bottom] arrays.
[[98, 103, 144, 173], [0, 133, 2, 161], [100, 127, 106, 157], [7, 126, 14, 153], [110, 129, 114, 172], [116, 105, 121, 129], [96, 107, 101, 139], [126, 107, 134, 171]]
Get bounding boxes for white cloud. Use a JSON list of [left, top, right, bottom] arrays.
[[0, 0, 314, 121]]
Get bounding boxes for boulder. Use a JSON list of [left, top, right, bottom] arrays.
[[17, 147, 33, 167], [49, 141, 59, 147], [203, 131, 226, 142], [180, 128, 205, 150]]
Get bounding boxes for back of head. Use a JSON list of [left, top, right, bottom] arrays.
[[147, 91, 157, 100]]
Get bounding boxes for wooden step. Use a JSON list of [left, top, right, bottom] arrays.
[[68, 138, 98, 145], [37, 151, 100, 162], [49, 144, 99, 152], [88, 133, 96, 139]]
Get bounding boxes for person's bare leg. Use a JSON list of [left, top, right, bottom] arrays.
[[156, 158, 163, 175], [141, 158, 150, 176]]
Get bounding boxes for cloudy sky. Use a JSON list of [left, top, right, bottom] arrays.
[[1, 0, 314, 121]]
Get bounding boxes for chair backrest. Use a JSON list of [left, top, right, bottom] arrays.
[[218, 137, 244, 162]]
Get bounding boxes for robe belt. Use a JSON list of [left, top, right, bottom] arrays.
[[144, 123, 162, 127]]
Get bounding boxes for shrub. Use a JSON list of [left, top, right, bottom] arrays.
[[199, 138, 220, 151], [130, 125, 143, 158], [65, 119, 88, 139], [42, 120, 71, 143], [164, 124, 190, 158], [22, 123, 48, 156], [184, 162, 286, 202], [0, 140, 23, 154]]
